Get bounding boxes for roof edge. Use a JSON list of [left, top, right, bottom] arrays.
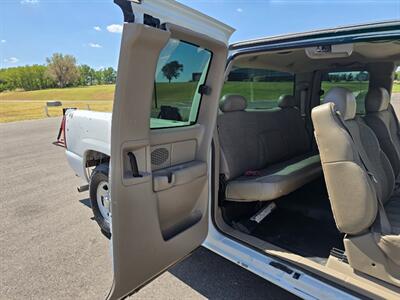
[[230, 20, 400, 50]]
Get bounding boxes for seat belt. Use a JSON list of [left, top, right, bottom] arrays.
[[300, 88, 307, 118], [334, 111, 392, 235], [387, 103, 400, 187], [388, 103, 400, 138], [298, 86, 315, 151]]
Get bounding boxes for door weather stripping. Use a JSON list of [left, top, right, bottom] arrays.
[[114, 0, 135, 23]]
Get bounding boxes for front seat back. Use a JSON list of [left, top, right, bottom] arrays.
[[311, 87, 395, 235], [364, 87, 400, 178]]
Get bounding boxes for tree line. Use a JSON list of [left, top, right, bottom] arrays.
[[0, 53, 116, 92]]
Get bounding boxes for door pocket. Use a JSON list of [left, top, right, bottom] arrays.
[[153, 160, 207, 240]]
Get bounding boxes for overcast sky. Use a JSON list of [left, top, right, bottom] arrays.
[[1, 0, 399, 69]]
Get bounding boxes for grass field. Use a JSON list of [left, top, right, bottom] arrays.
[[0, 85, 115, 122], [1, 82, 400, 122]]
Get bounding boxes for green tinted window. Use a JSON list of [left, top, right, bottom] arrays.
[[150, 39, 212, 129], [321, 71, 369, 115], [221, 67, 295, 110]]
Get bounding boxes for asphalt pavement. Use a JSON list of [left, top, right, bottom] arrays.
[[0, 117, 297, 299]]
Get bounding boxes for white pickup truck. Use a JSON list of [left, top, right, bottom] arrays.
[[63, 0, 400, 299], [64, 110, 112, 235]]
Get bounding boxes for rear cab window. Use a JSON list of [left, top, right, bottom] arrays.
[[222, 67, 295, 110], [321, 71, 369, 115], [394, 67, 400, 117], [150, 39, 212, 129]]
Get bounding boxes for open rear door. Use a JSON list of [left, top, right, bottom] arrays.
[[108, 1, 234, 299]]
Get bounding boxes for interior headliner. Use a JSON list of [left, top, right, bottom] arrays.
[[232, 40, 400, 73]]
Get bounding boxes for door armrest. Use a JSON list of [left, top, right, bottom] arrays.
[[153, 160, 206, 192]]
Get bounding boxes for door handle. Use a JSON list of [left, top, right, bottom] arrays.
[[127, 152, 143, 178], [153, 173, 176, 192]]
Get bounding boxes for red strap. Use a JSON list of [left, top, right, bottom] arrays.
[[244, 170, 261, 176]]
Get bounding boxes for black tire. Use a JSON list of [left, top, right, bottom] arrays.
[[89, 164, 111, 239]]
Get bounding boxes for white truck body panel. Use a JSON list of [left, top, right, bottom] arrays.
[[66, 110, 112, 156], [65, 110, 112, 180]]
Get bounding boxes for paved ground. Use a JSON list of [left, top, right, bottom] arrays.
[[0, 117, 297, 299]]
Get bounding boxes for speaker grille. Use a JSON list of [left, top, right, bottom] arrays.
[[151, 147, 169, 166]]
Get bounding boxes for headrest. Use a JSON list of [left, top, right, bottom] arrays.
[[219, 94, 247, 112], [324, 87, 356, 121], [278, 95, 296, 108], [365, 87, 390, 113]]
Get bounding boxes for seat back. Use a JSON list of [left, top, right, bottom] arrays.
[[364, 87, 400, 178], [217, 94, 311, 180], [311, 87, 395, 234]]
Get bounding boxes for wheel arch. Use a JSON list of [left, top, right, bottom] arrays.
[[83, 149, 110, 181]]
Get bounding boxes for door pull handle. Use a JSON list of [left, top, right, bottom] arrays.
[[127, 152, 143, 178]]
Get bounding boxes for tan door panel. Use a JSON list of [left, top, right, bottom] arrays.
[[108, 18, 229, 300], [171, 140, 197, 165]]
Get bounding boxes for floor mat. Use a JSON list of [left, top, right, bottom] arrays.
[[252, 208, 344, 264], [276, 177, 333, 222]]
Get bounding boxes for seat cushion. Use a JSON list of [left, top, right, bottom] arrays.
[[225, 154, 321, 202]]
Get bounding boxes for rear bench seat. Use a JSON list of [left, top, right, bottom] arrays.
[[218, 94, 322, 202]]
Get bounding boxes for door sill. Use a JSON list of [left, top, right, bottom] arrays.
[[211, 216, 400, 299]]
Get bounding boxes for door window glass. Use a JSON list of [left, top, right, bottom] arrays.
[[150, 39, 212, 129]]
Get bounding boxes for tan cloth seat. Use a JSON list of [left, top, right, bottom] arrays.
[[364, 87, 400, 178], [312, 87, 400, 268], [218, 94, 321, 202], [225, 154, 321, 201]]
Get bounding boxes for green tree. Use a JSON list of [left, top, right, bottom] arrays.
[[0, 65, 55, 92], [94, 70, 104, 85], [78, 64, 96, 86], [46, 53, 80, 88], [161, 60, 183, 83], [102, 67, 117, 84], [339, 73, 347, 81], [346, 73, 353, 81]]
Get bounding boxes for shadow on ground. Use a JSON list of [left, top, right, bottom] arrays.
[[169, 247, 299, 300], [79, 198, 91, 208]]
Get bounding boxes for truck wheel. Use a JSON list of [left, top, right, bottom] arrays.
[[89, 164, 111, 238]]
